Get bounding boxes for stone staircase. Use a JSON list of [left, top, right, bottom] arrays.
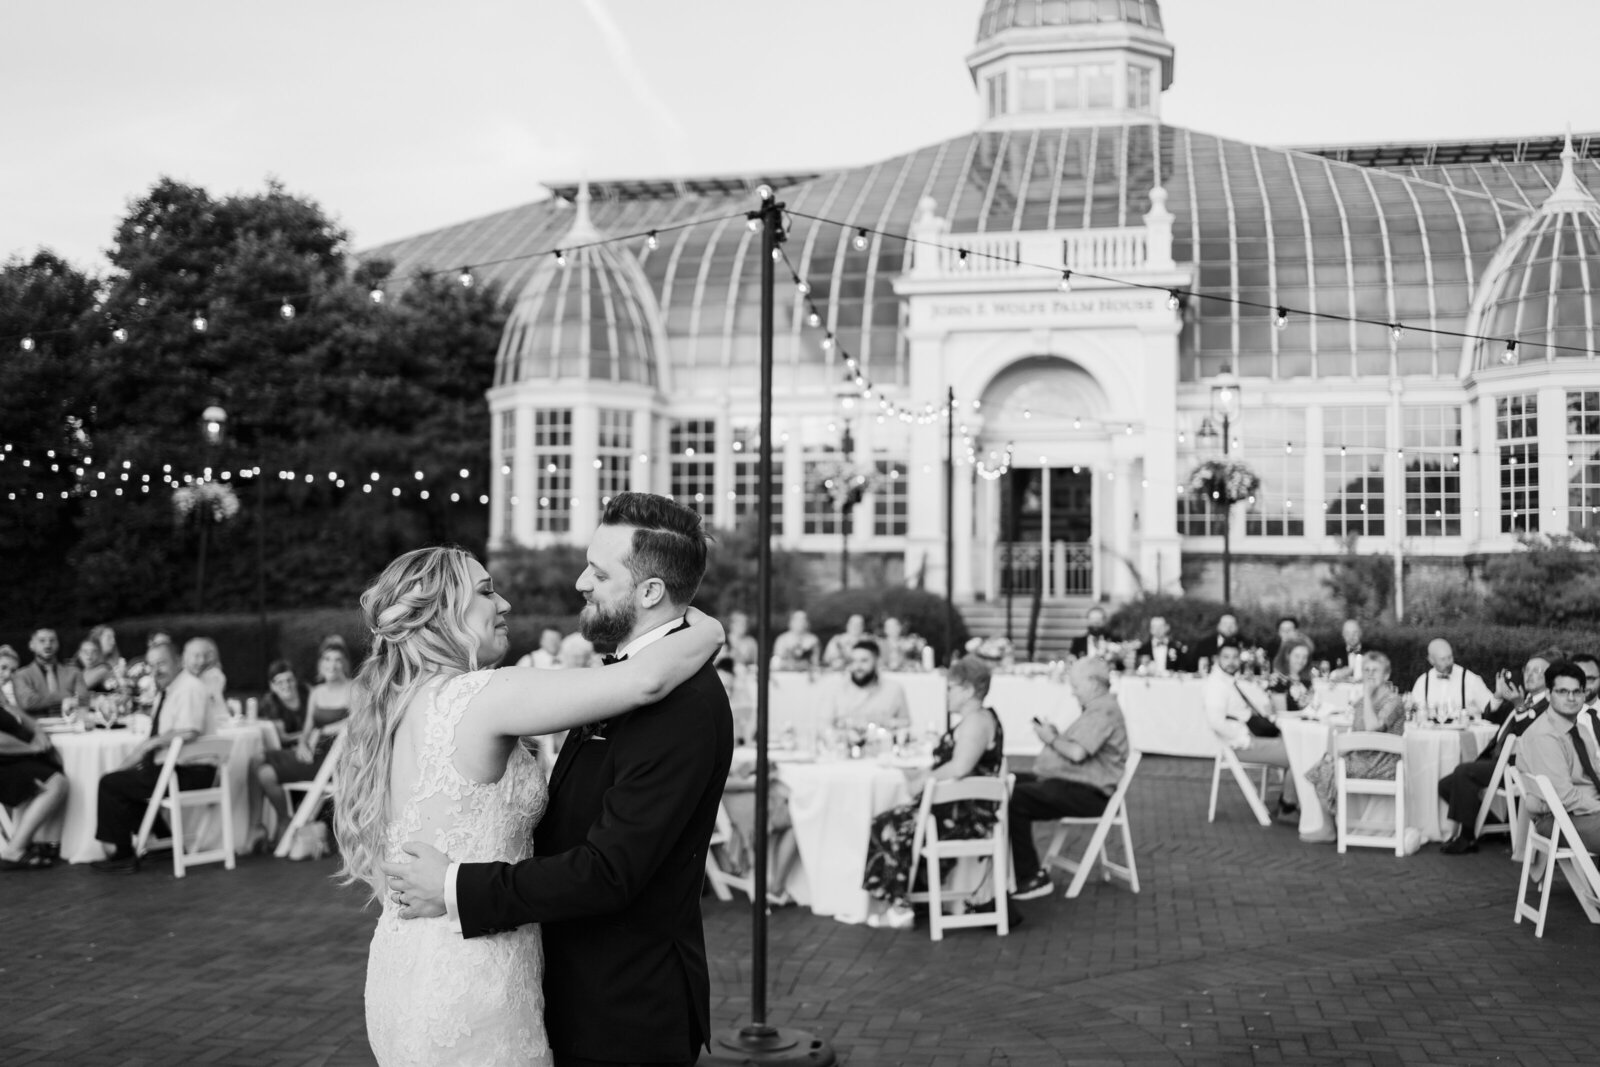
[[956, 597, 1099, 659]]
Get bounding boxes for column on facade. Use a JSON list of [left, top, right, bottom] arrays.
[[906, 415, 947, 595], [713, 395, 734, 530], [513, 404, 537, 544], [782, 422, 804, 549], [1476, 397, 1499, 542], [1386, 380, 1405, 547], [1460, 400, 1480, 543], [1537, 383, 1569, 537], [1106, 449, 1139, 599], [1303, 404, 1326, 540], [630, 407, 652, 499], [570, 403, 600, 538], [1136, 336, 1180, 597]]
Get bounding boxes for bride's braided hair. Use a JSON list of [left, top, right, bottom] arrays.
[[333, 545, 483, 901]]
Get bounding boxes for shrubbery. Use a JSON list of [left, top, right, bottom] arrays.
[[804, 587, 969, 666]]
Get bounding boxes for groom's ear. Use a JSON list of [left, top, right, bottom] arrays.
[[638, 577, 668, 609]]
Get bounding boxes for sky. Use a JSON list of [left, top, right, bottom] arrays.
[[4, 0, 1598, 272]]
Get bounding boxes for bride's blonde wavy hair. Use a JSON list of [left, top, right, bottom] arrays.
[[334, 545, 485, 900]]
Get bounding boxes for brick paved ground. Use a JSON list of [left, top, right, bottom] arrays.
[[4, 756, 1597, 1065]]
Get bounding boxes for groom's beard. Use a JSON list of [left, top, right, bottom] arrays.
[[580, 597, 637, 648]]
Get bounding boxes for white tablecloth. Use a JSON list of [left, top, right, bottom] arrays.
[[45, 721, 278, 864], [766, 671, 1217, 759], [776, 757, 915, 923], [1279, 717, 1495, 843]]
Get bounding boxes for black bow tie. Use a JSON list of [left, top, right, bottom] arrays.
[[601, 653, 628, 666]]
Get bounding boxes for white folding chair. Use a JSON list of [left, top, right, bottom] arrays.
[[1473, 734, 1521, 848], [134, 735, 239, 877], [1334, 732, 1406, 856], [906, 774, 1012, 941], [1042, 750, 1143, 898], [0, 802, 16, 848], [1514, 773, 1600, 937], [1208, 742, 1277, 827], [273, 730, 347, 858], [704, 800, 755, 903]]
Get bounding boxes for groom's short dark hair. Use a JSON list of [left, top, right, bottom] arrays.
[[601, 492, 710, 606]]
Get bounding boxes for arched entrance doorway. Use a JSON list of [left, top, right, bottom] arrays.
[[977, 356, 1110, 604]]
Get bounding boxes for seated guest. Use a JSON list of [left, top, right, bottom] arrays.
[[1327, 619, 1364, 681], [829, 640, 910, 731], [1267, 635, 1317, 713], [92, 640, 223, 872], [256, 659, 308, 741], [1267, 616, 1300, 663], [76, 637, 117, 694], [1203, 612, 1246, 658], [1137, 615, 1189, 674], [723, 611, 760, 672], [1011, 656, 1129, 900], [877, 615, 926, 672], [516, 627, 564, 670], [88, 625, 127, 677], [0, 645, 69, 870], [823, 614, 869, 671], [255, 636, 353, 848], [1069, 606, 1115, 659], [864, 655, 1003, 925], [1204, 639, 1298, 818], [187, 637, 228, 712], [1304, 651, 1404, 823], [12, 629, 87, 717], [771, 610, 820, 671], [1438, 650, 1556, 854], [1573, 652, 1600, 706], [558, 630, 594, 669], [1518, 660, 1600, 853], [722, 746, 799, 905], [1409, 640, 1494, 721], [141, 631, 174, 666]]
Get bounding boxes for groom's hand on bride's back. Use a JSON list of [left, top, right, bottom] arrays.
[[381, 841, 451, 920]]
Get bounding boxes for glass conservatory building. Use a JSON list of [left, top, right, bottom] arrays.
[[366, 0, 1600, 608]]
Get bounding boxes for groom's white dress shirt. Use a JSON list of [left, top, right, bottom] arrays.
[[443, 616, 686, 929]]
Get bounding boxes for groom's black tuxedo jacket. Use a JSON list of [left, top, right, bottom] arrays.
[[454, 654, 734, 1064]]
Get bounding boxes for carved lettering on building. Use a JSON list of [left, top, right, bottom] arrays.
[[925, 295, 1159, 321]]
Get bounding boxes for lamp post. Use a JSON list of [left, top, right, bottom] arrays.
[[1209, 369, 1242, 604], [195, 406, 228, 613], [837, 412, 859, 590]]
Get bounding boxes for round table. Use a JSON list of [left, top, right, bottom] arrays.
[[42, 720, 278, 864]]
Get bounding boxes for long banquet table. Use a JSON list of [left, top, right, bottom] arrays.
[[42, 720, 278, 864], [765, 670, 1221, 759]]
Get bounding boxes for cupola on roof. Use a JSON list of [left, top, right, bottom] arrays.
[[977, 0, 1164, 41], [493, 182, 664, 389], [1467, 134, 1600, 372]]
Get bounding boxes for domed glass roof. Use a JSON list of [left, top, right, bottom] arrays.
[[494, 189, 662, 388], [1468, 141, 1600, 371], [977, 0, 1163, 42]]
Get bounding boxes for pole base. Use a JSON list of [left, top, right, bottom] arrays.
[[699, 1024, 837, 1066]]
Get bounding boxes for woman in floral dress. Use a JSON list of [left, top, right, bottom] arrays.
[[863, 656, 1004, 927], [1305, 650, 1405, 816]]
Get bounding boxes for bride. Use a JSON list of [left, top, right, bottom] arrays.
[[333, 546, 724, 1066]]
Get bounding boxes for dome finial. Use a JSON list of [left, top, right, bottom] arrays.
[[1543, 124, 1595, 212], [564, 175, 603, 245]]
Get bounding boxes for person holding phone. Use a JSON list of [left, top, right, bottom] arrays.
[[1437, 649, 1558, 855]]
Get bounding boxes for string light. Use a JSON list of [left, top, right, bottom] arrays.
[[807, 311, 821, 328], [1274, 307, 1288, 329], [553, 251, 566, 268], [1167, 290, 1182, 311], [369, 287, 385, 305], [279, 299, 296, 321], [747, 217, 761, 233], [458, 267, 474, 287], [1502, 341, 1518, 365], [112, 327, 128, 343], [1390, 323, 1404, 342], [795, 281, 810, 296], [20, 335, 34, 352], [191, 313, 207, 333], [852, 228, 869, 251], [1058, 270, 1072, 292], [645, 231, 659, 251]]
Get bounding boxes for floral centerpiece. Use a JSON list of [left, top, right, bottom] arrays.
[[172, 481, 241, 524], [1187, 459, 1261, 505]]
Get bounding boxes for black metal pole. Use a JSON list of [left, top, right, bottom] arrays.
[[944, 385, 955, 669], [706, 190, 835, 1066], [257, 464, 269, 683], [1222, 413, 1232, 605]]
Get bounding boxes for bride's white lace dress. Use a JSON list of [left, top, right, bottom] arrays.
[[365, 670, 551, 1066]]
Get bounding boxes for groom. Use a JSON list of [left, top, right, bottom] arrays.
[[386, 492, 734, 1066]]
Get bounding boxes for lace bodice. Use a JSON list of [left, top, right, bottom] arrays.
[[366, 669, 551, 1067]]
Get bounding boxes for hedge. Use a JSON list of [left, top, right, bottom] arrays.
[[803, 587, 970, 667]]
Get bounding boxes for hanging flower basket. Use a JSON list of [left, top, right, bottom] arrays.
[[808, 459, 880, 511], [172, 481, 241, 525], [1188, 459, 1260, 506]]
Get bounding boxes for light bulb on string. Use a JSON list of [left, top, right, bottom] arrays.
[[192, 312, 208, 333], [756, 184, 774, 201], [279, 299, 295, 321], [20, 335, 34, 352], [112, 327, 128, 343], [795, 280, 810, 296], [1166, 290, 1182, 312], [1390, 323, 1404, 342], [1274, 307, 1288, 329], [807, 311, 821, 328], [553, 251, 566, 268], [770, 248, 782, 262], [746, 216, 761, 233], [645, 231, 659, 251], [1501, 340, 1518, 365], [957, 249, 969, 268], [1058, 270, 1072, 292], [852, 228, 869, 251], [369, 287, 385, 305], [820, 336, 834, 352], [458, 267, 474, 287]]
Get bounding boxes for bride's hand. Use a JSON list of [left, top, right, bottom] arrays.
[[683, 606, 726, 650], [381, 841, 452, 920]]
